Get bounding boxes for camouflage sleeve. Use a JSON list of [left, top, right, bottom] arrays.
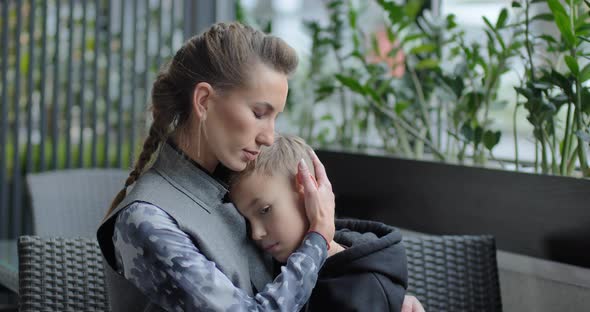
[[112, 202, 327, 312]]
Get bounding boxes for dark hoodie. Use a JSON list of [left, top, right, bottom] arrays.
[[304, 219, 408, 312]]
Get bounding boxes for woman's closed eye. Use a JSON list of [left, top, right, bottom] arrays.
[[259, 205, 272, 215], [253, 108, 268, 119]]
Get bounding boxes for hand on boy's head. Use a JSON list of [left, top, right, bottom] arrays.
[[297, 150, 335, 245]]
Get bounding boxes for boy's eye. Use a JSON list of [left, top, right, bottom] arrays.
[[259, 205, 271, 215]]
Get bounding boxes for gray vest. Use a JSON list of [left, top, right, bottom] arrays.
[[97, 143, 273, 312]]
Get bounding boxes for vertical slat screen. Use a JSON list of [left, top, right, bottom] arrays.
[[1, 1, 11, 239], [0, 0, 187, 239], [11, 0, 23, 237]]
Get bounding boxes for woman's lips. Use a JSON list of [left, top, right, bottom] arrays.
[[243, 150, 259, 161]]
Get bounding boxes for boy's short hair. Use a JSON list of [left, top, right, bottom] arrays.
[[230, 134, 315, 187]]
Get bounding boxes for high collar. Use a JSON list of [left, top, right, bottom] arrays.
[[151, 140, 229, 209]]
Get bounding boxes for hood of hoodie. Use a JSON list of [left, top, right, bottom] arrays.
[[320, 219, 408, 289]]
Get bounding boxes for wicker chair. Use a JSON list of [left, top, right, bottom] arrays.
[[16, 235, 501, 312], [26, 169, 128, 237], [17, 236, 110, 312], [403, 235, 503, 312]]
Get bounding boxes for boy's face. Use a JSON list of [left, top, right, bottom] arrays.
[[231, 172, 309, 263]]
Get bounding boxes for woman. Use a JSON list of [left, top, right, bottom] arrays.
[[97, 22, 423, 312]]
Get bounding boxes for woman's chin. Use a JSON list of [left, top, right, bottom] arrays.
[[223, 157, 248, 172]]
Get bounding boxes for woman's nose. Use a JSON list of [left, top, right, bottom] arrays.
[[256, 121, 275, 147]]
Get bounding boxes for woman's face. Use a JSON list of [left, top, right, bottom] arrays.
[[203, 64, 289, 172]]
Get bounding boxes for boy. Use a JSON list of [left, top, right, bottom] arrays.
[[230, 134, 408, 311]]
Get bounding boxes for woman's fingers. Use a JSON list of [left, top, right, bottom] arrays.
[[401, 296, 425, 312], [308, 150, 331, 188], [297, 159, 317, 194], [298, 157, 335, 244]]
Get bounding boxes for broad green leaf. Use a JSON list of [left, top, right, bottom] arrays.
[[512, 1, 522, 8], [549, 69, 572, 91], [550, 8, 576, 47], [581, 63, 590, 82], [320, 114, 333, 121], [474, 126, 484, 146], [460, 123, 474, 142], [358, 118, 368, 131], [402, 33, 426, 44], [446, 14, 458, 29], [410, 44, 437, 54], [484, 29, 495, 51], [348, 4, 357, 29], [483, 130, 502, 150], [547, 0, 568, 17], [515, 86, 534, 99], [376, 0, 404, 25], [532, 13, 554, 22], [365, 86, 382, 104], [404, 0, 424, 21], [496, 8, 508, 29], [538, 34, 558, 44], [328, 0, 343, 9], [335, 74, 366, 95], [315, 83, 335, 102], [576, 23, 590, 36], [564, 55, 579, 75], [415, 58, 440, 69], [395, 101, 410, 115]]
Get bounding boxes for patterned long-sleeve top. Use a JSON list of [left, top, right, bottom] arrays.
[[113, 202, 328, 312]]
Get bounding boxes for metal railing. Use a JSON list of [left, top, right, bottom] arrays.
[[0, 0, 232, 239]]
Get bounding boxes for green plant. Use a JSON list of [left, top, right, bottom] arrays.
[[289, 0, 589, 177], [298, 0, 517, 166], [513, 0, 590, 177]]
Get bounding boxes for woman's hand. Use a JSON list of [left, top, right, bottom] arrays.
[[297, 151, 335, 247], [402, 295, 425, 312]]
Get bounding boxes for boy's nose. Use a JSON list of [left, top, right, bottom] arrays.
[[250, 224, 267, 241]]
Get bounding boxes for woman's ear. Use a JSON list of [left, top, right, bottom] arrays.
[[192, 82, 214, 119]]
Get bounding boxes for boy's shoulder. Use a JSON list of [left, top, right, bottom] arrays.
[[308, 219, 408, 312]]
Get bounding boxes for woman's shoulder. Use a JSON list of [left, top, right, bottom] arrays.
[[115, 201, 181, 236]]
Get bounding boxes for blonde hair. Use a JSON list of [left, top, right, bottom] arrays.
[[230, 134, 315, 187]]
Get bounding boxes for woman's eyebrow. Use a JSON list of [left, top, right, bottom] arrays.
[[254, 101, 281, 113]]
